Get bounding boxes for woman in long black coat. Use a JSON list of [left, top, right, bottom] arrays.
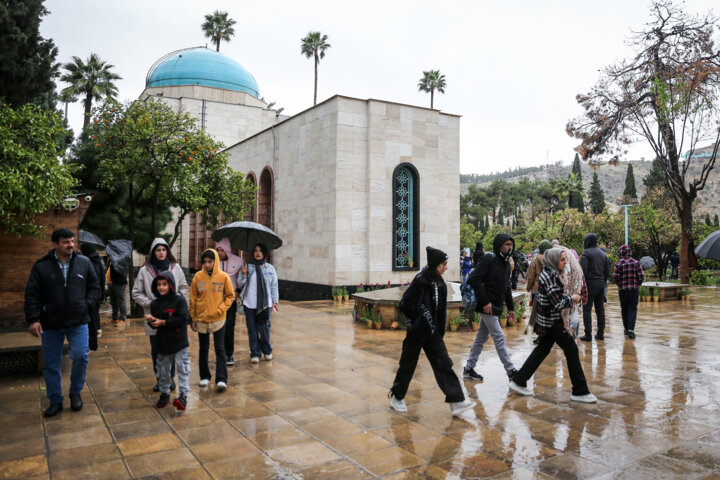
[[389, 246, 476, 417]]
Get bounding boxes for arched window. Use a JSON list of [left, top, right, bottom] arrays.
[[392, 164, 419, 270]]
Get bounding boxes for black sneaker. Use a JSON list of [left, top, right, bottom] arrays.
[[624, 329, 629, 336], [170, 381, 176, 391], [156, 393, 170, 408], [463, 368, 484, 381], [44, 403, 63, 417], [173, 395, 187, 411], [579, 335, 592, 342], [507, 368, 518, 380], [627, 331, 636, 339], [153, 382, 160, 392], [595, 333, 604, 340], [226, 356, 235, 366], [532, 337, 540, 345]]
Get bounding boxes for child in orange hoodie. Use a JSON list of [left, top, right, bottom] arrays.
[[190, 249, 234, 391]]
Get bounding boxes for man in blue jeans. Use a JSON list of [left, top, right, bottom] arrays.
[[25, 228, 101, 417]]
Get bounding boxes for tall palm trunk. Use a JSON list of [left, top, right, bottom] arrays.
[[82, 91, 93, 130], [215, 37, 220, 52], [313, 53, 319, 105], [430, 88, 434, 109]]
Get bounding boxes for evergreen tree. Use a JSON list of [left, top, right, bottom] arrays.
[[623, 163, 638, 200], [569, 153, 585, 212], [497, 207, 504, 226], [643, 158, 667, 191], [0, 0, 59, 106], [715, 215, 719, 228], [589, 172, 606, 214], [705, 213, 712, 226]]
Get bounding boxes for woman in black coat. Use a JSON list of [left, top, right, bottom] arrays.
[[389, 246, 476, 417]]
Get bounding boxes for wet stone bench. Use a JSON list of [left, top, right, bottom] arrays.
[[641, 282, 690, 301], [352, 283, 526, 329], [0, 332, 67, 376]]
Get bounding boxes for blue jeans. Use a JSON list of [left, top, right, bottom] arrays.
[[41, 323, 89, 404], [245, 307, 272, 359], [619, 289, 639, 332]]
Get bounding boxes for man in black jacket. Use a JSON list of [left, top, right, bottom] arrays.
[[579, 233, 610, 341], [25, 228, 101, 417], [463, 233, 517, 381]]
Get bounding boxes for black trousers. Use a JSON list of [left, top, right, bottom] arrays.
[[583, 280, 606, 336], [619, 289, 639, 332], [223, 301, 238, 357], [198, 325, 227, 383], [513, 328, 590, 395], [391, 331, 465, 403]]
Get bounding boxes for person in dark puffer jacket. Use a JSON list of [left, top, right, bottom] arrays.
[[146, 271, 191, 410], [25, 228, 101, 417], [389, 246, 476, 417]]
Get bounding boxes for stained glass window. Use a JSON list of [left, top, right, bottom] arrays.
[[393, 165, 418, 270]]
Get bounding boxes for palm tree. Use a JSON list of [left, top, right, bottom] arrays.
[[552, 173, 586, 209], [417, 70, 446, 109], [60, 53, 121, 131], [201, 10, 237, 52], [300, 32, 331, 106]]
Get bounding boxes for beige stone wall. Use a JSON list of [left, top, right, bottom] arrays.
[[141, 85, 266, 108], [225, 95, 461, 287]]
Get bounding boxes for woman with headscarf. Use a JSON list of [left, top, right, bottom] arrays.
[[509, 248, 597, 403], [389, 246, 476, 417], [525, 240, 551, 343], [556, 245, 587, 338], [238, 244, 279, 363], [132, 238, 189, 391]]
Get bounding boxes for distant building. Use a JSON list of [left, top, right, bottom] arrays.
[[140, 47, 460, 299]]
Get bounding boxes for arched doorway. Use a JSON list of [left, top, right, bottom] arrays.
[[244, 172, 257, 222], [258, 168, 273, 229]]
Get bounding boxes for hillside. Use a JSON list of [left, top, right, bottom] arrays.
[[461, 160, 720, 215]]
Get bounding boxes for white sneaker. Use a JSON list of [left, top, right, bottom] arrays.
[[509, 381, 533, 396], [571, 393, 597, 403], [217, 381, 227, 391], [250, 357, 260, 363], [450, 399, 476, 416], [389, 395, 408, 412], [198, 379, 209, 387], [263, 353, 273, 361]]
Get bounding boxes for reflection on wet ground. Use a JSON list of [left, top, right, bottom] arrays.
[[1, 287, 719, 479]]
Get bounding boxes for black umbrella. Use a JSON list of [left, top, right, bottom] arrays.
[[695, 230, 720, 261], [79, 229, 105, 248], [105, 240, 132, 276], [211, 221, 282, 251]]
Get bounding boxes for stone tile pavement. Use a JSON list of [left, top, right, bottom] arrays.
[[1, 287, 719, 479]]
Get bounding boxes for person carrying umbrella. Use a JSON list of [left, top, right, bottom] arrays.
[[238, 243, 279, 363]]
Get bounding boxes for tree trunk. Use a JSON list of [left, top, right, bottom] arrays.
[[168, 211, 188, 249], [149, 182, 160, 240], [678, 199, 693, 284], [82, 92, 92, 131], [216, 37, 220, 52], [430, 88, 434, 109], [313, 53, 318, 106]]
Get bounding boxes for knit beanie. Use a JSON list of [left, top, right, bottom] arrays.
[[539, 239, 552, 254], [426, 246, 448, 270]]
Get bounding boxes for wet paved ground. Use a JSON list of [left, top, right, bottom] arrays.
[[1, 287, 719, 479]]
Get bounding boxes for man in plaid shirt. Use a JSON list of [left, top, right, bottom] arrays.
[[613, 244, 644, 339]]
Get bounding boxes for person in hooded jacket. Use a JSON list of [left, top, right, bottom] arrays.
[[579, 233, 610, 341], [145, 271, 191, 410], [509, 248, 597, 403], [80, 243, 105, 349], [190, 248, 234, 390], [214, 238, 244, 366], [238, 244, 279, 363], [613, 245, 645, 339], [389, 246, 476, 417], [472, 241, 484, 267], [132, 238, 189, 391], [463, 234, 518, 381]]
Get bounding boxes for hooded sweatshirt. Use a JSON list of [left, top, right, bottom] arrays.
[[467, 233, 515, 315], [215, 238, 244, 292], [580, 233, 610, 283], [189, 248, 235, 323], [132, 237, 189, 335], [150, 271, 190, 354], [613, 245, 645, 290]]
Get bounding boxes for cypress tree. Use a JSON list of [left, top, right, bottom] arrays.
[[714, 214, 719, 228], [623, 163, 638, 200], [569, 153, 585, 212], [705, 213, 713, 226], [589, 172, 606, 214], [497, 207, 504, 226]]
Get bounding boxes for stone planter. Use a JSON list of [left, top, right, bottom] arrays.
[[450, 323, 459, 332], [343, 295, 349, 302], [499, 316, 508, 328], [374, 321, 382, 330], [366, 320, 373, 328], [472, 322, 480, 331]]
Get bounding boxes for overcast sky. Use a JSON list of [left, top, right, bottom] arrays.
[[42, 0, 717, 174]]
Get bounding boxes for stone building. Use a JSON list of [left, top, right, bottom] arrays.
[[141, 47, 460, 299]]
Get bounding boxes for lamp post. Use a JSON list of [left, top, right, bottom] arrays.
[[620, 204, 633, 245]]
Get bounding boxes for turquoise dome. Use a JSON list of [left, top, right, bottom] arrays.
[[146, 47, 259, 98]]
